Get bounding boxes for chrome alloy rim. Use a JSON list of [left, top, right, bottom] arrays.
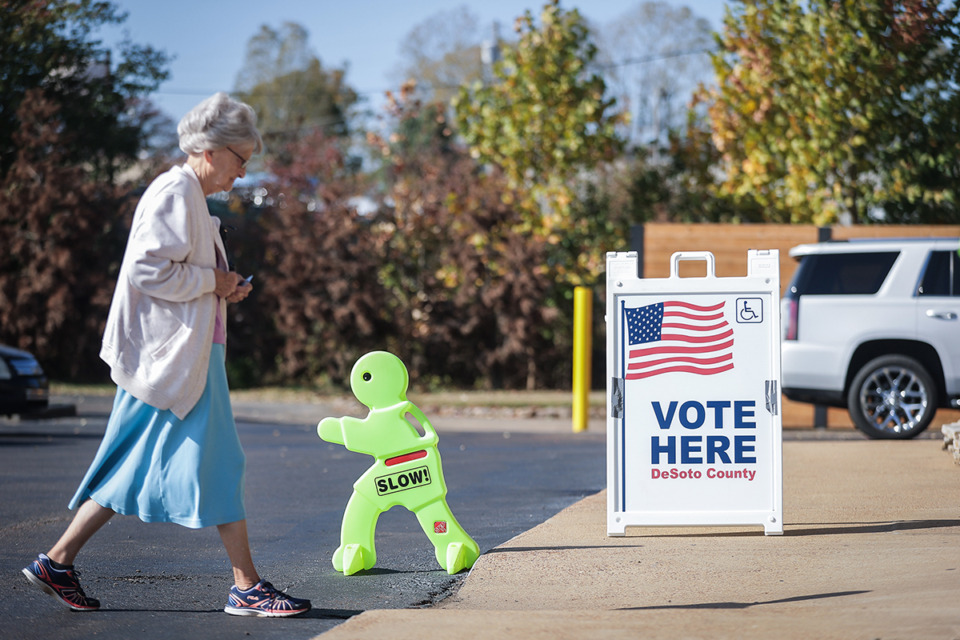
[[857, 365, 930, 435]]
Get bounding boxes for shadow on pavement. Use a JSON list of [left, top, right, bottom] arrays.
[[618, 590, 871, 611]]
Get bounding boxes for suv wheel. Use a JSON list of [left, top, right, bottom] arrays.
[[847, 355, 937, 439]]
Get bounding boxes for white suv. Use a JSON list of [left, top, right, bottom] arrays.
[[781, 237, 960, 439]]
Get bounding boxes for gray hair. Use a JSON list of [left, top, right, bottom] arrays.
[[177, 92, 263, 156]]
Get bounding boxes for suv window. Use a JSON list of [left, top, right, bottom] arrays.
[[917, 250, 960, 296], [789, 251, 899, 296]]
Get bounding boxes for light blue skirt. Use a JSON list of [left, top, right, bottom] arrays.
[[69, 343, 246, 528]]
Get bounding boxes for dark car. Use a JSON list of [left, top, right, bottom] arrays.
[[0, 344, 50, 416]]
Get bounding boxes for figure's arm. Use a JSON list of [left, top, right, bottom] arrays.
[[317, 416, 344, 444], [406, 403, 439, 446], [319, 415, 376, 453]]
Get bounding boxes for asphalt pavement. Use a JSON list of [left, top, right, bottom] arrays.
[[318, 420, 960, 640], [5, 394, 960, 639], [1, 392, 605, 640]]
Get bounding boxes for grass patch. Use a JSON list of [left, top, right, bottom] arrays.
[[51, 382, 605, 409]]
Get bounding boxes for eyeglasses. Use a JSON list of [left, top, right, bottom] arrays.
[[225, 146, 250, 169]]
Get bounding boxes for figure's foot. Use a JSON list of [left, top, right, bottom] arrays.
[[341, 544, 366, 576], [224, 580, 311, 617], [442, 541, 480, 575], [445, 542, 468, 575], [22, 553, 100, 611], [333, 543, 376, 575]]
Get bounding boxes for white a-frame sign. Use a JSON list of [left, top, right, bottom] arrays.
[[606, 250, 783, 536]]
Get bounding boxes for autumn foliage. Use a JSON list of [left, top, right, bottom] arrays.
[[6, 0, 960, 391], [701, 0, 960, 224], [0, 90, 130, 379], [248, 88, 565, 389]]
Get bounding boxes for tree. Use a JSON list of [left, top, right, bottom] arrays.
[[0, 1, 169, 379], [235, 23, 359, 149], [372, 85, 563, 389], [250, 128, 388, 384], [453, 0, 627, 282], [391, 7, 488, 106], [702, 0, 960, 224], [0, 90, 130, 378], [595, 1, 716, 147], [586, 123, 754, 228], [0, 0, 171, 181]]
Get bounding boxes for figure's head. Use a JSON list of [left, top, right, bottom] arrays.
[[350, 351, 409, 409]]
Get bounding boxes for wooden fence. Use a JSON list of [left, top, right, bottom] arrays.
[[632, 223, 960, 430]]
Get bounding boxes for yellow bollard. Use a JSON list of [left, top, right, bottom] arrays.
[[572, 286, 592, 432]]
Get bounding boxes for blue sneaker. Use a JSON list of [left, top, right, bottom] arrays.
[[224, 580, 311, 617], [22, 553, 100, 611]]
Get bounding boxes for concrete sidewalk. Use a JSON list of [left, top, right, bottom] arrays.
[[318, 436, 960, 639]]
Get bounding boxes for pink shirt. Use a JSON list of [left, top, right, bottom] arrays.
[[213, 245, 227, 345]]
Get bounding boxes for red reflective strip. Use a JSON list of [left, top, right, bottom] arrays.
[[385, 450, 428, 467]]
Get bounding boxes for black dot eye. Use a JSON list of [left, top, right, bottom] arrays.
[[362, 372, 372, 381]]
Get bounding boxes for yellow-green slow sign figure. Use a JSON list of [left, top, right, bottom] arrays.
[[317, 351, 480, 576]]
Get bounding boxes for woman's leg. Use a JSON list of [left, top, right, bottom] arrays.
[[47, 499, 115, 565], [218, 518, 311, 616], [217, 519, 261, 589]]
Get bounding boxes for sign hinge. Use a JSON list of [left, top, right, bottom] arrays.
[[765, 380, 779, 416], [611, 377, 624, 418]]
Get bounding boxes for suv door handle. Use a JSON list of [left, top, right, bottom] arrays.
[[925, 309, 959, 320]]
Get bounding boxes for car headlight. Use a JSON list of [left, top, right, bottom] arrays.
[[0, 358, 10, 380]]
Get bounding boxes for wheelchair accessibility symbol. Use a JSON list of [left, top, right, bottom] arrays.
[[736, 297, 763, 323]]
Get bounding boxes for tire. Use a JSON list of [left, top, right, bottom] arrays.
[[847, 355, 937, 439]]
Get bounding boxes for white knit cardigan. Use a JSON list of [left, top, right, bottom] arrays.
[[100, 164, 227, 419]]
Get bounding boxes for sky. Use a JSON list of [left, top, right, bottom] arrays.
[[101, 0, 728, 125]]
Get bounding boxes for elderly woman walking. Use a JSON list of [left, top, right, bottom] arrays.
[[21, 92, 310, 618]]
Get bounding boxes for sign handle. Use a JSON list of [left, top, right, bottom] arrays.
[[669, 251, 716, 278]]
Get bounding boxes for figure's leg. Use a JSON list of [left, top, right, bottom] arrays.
[[413, 500, 479, 575], [333, 491, 382, 575]]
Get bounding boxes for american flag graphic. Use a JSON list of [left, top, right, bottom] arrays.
[[623, 300, 734, 380]]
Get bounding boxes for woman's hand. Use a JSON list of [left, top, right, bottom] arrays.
[[226, 280, 252, 303], [214, 269, 253, 303]]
